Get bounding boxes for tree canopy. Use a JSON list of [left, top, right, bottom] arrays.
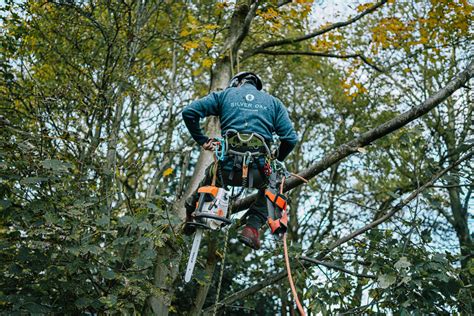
[[1, 0, 472, 314]]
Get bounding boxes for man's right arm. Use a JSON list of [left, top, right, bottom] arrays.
[[182, 92, 221, 145], [274, 100, 298, 161]]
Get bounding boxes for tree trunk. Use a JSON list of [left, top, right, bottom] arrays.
[[187, 2, 258, 314]]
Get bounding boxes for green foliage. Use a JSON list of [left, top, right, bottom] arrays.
[[1, 0, 472, 314], [0, 126, 171, 313]]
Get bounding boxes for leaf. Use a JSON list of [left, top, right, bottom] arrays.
[[162, 167, 173, 177], [378, 274, 396, 289], [41, 159, 72, 172], [0, 199, 12, 210], [102, 270, 116, 280], [75, 297, 92, 308], [202, 58, 213, 67], [96, 215, 109, 227], [119, 215, 133, 226], [394, 257, 411, 269], [388, 191, 400, 199], [183, 41, 199, 50], [20, 177, 49, 184], [357, 147, 367, 153], [179, 29, 190, 37], [44, 211, 59, 224]]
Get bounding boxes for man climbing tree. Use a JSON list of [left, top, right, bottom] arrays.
[[182, 71, 298, 249]]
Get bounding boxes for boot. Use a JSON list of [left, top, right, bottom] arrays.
[[238, 226, 261, 250]]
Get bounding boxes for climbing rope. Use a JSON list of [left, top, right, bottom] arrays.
[[283, 232, 305, 316], [280, 174, 307, 315]]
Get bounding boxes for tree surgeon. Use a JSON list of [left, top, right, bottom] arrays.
[[182, 72, 298, 249]]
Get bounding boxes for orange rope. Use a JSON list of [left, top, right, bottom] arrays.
[[283, 233, 306, 315], [290, 172, 309, 184], [280, 176, 305, 315]]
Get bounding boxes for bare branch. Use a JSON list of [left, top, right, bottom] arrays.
[[252, 49, 384, 72], [319, 150, 473, 258], [299, 257, 376, 279], [242, 0, 388, 60]]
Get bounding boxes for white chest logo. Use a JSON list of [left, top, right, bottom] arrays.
[[245, 94, 255, 102]]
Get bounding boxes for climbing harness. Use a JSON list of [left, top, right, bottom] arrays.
[[225, 129, 272, 188]]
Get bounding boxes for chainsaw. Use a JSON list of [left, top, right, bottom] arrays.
[[184, 185, 231, 283]]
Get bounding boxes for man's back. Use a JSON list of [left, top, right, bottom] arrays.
[[182, 82, 297, 160]]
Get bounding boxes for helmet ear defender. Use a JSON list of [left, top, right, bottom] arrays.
[[228, 72, 263, 90]]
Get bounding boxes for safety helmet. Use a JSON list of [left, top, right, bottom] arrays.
[[228, 72, 263, 90]]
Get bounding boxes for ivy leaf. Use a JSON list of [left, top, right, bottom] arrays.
[[394, 257, 411, 270], [378, 274, 397, 289]]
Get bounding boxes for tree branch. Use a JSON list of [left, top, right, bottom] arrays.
[[252, 49, 384, 72], [299, 256, 376, 279], [318, 150, 473, 258], [242, 0, 388, 60], [206, 150, 473, 312], [234, 60, 474, 213]]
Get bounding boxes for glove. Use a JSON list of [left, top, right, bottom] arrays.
[[202, 138, 217, 151]]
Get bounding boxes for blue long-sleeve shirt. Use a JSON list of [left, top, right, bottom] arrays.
[[182, 83, 298, 160]]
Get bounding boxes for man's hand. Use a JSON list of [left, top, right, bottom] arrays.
[[202, 138, 217, 151]]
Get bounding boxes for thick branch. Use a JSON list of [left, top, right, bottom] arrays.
[[234, 60, 474, 212], [242, 0, 388, 60], [206, 150, 473, 312], [252, 49, 383, 72]]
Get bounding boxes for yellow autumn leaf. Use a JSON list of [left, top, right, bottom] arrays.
[[357, 3, 373, 12], [183, 41, 199, 50], [202, 58, 213, 68], [203, 24, 218, 30], [180, 29, 191, 37], [202, 37, 213, 48], [163, 168, 174, 177]]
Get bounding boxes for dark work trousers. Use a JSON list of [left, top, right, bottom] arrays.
[[185, 156, 268, 229]]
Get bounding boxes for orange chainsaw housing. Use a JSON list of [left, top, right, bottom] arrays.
[[198, 185, 219, 197]]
